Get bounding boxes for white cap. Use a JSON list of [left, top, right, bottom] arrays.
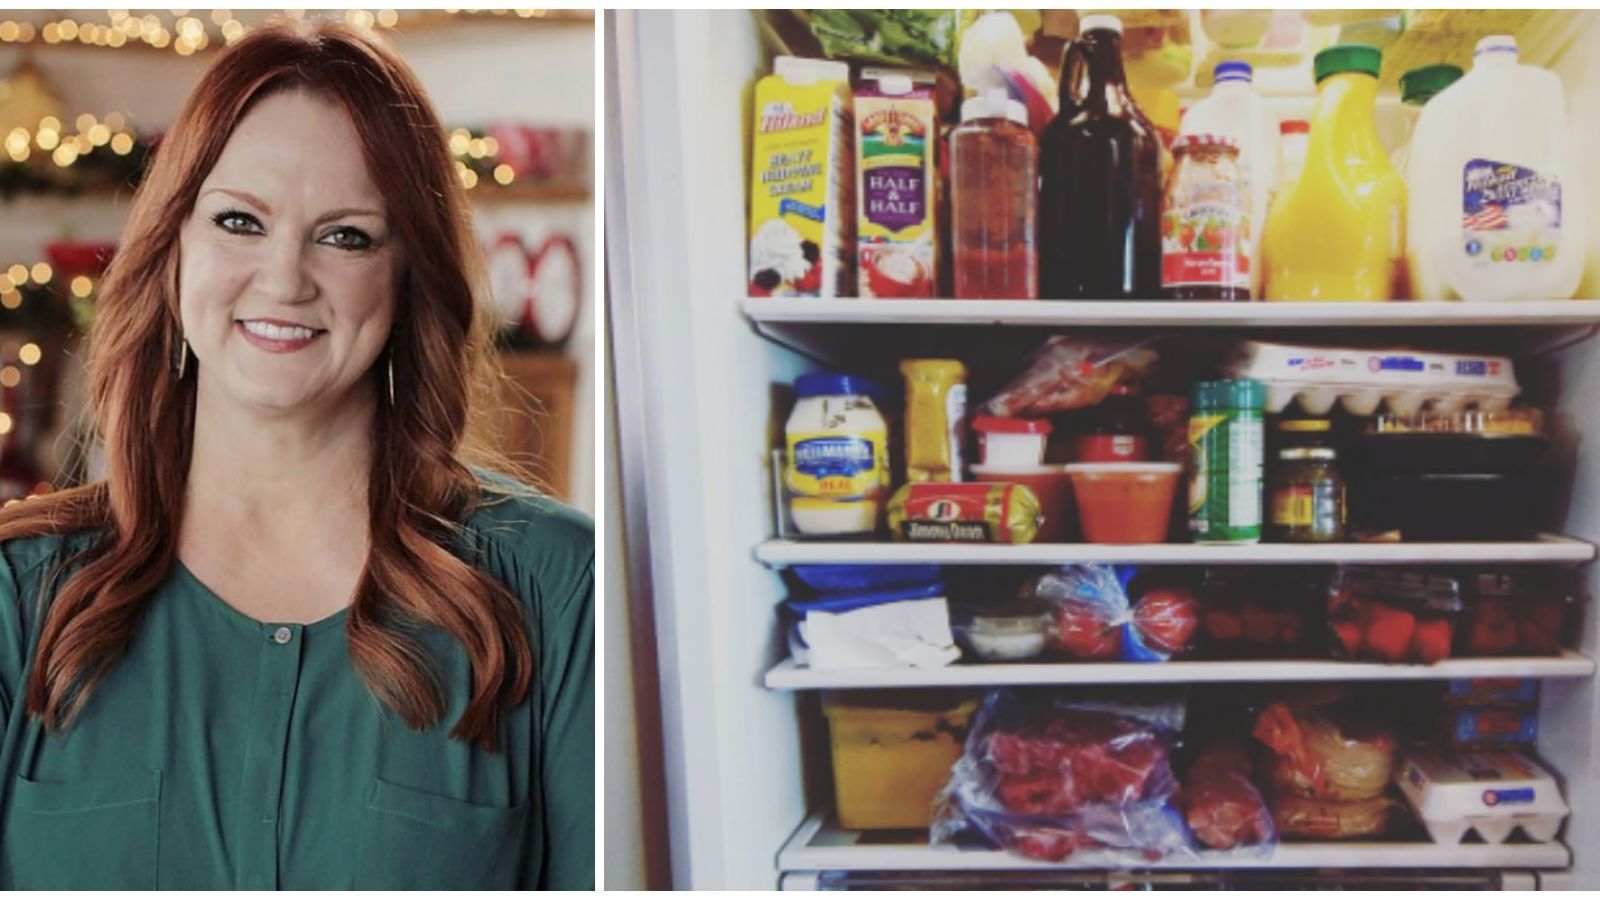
[[774, 55, 849, 85], [962, 87, 1028, 126], [1474, 34, 1518, 59], [1079, 13, 1123, 36]]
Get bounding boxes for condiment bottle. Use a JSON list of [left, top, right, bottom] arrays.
[[1268, 446, 1346, 542], [951, 88, 1038, 300], [1161, 134, 1251, 301], [784, 374, 890, 535], [1039, 14, 1163, 300], [901, 359, 967, 483], [1076, 384, 1151, 462]]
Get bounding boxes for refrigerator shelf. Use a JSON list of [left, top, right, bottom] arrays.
[[744, 297, 1600, 328], [777, 812, 1573, 872], [764, 650, 1596, 690], [755, 534, 1597, 567]]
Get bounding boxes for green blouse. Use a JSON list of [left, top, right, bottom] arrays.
[[0, 470, 593, 890]]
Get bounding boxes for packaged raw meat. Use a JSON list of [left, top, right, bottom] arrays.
[[1253, 701, 1397, 802], [887, 482, 1041, 543], [931, 690, 1192, 863], [1274, 794, 1397, 839], [1027, 566, 1199, 662], [1182, 740, 1276, 851], [982, 335, 1161, 418]]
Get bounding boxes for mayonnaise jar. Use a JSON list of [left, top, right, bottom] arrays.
[[785, 374, 890, 535]]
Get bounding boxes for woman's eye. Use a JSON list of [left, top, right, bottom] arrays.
[[320, 227, 374, 251], [212, 210, 263, 235]]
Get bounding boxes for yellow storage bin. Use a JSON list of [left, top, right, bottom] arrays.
[[823, 691, 979, 830]]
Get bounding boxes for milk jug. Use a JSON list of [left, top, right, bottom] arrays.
[[1407, 36, 1587, 301]]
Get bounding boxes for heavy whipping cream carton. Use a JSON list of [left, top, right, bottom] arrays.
[[856, 68, 939, 298], [748, 56, 854, 298]]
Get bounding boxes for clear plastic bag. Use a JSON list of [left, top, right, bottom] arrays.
[[982, 335, 1162, 418], [1182, 740, 1276, 851], [1028, 565, 1199, 662], [1252, 701, 1397, 802], [931, 690, 1193, 863]]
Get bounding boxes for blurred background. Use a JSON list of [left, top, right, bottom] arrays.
[[0, 8, 596, 513]]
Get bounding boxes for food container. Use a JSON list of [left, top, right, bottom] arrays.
[[823, 691, 978, 830], [1445, 678, 1539, 707], [972, 416, 1051, 467], [1458, 572, 1577, 657], [970, 464, 1074, 543], [1327, 568, 1462, 664], [790, 564, 943, 594], [1350, 410, 1549, 475], [1199, 568, 1324, 658], [1449, 707, 1538, 748], [1064, 462, 1181, 543], [1396, 750, 1568, 845], [1351, 473, 1534, 541], [955, 612, 1052, 662], [1225, 342, 1520, 417]]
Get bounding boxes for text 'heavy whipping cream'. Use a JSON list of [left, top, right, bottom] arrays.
[[1406, 35, 1587, 301]]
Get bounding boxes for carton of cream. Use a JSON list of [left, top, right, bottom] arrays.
[[856, 68, 938, 298], [748, 56, 854, 298]]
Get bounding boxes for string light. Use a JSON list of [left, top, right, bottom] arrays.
[[69, 276, 93, 299], [0, 292, 19, 310], [493, 164, 514, 185], [29, 264, 51, 284], [0, 368, 21, 389], [18, 344, 41, 366]]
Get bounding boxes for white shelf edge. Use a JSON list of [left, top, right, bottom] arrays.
[[755, 534, 1598, 567], [778, 812, 1572, 872], [743, 297, 1600, 327], [764, 650, 1596, 690]]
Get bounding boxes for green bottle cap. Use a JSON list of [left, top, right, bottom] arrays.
[[1400, 63, 1464, 105], [1314, 44, 1383, 83], [1191, 379, 1266, 411]]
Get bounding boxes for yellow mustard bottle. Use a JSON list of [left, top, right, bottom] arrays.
[[1262, 45, 1406, 302], [900, 359, 967, 483]]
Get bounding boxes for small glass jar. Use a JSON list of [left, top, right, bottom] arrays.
[[1161, 133, 1250, 301], [1268, 447, 1346, 542]]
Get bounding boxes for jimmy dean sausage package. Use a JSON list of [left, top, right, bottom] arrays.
[[749, 56, 855, 298], [888, 483, 1040, 544]]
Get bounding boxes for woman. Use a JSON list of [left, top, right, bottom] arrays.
[[0, 20, 593, 890]]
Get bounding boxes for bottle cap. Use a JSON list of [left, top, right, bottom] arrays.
[[972, 416, 1053, 435], [1475, 34, 1518, 59], [1172, 133, 1240, 154], [961, 86, 1028, 126], [796, 373, 879, 401], [1400, 64, 1463, 105], [1079, 13, 1123, 36], [1313, 44, 1383, 83], [1280, 119, 1310, 135], [1214, 60, 1254, 84]]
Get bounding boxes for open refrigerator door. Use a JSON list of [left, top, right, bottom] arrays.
[[607, 8, 1600, 889]]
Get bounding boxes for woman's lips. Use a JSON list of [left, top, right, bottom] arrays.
[[235, 321, 326, 353]]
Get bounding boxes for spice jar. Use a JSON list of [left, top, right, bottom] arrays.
[[1269, 446, 1346, 542], [1161, 134, 1251, 300]]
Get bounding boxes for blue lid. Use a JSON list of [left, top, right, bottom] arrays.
[[786, 581, 948, 615], [796, 372, 878, 400], [1214, 60, 1253, 83]]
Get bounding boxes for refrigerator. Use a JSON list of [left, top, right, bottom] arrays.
[[606, 9, 1600, 890]]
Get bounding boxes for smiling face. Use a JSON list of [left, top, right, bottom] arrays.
[[178, 89, 403, 416]]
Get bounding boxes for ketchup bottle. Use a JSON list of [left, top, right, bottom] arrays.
[[1039, 14, 1164, 300], [1075, 384, 1152, 462]]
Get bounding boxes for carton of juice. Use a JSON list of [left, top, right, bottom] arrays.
[[748, 56, 854, 298], [856, 69, 938, 298]]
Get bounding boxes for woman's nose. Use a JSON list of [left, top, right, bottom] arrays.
[[255, 233, 317, 304]]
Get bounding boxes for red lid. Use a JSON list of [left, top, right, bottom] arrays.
[[1172, 132, 1239, 153], [1280, 120, 1310, 135], [973, 416, 1052, 435]]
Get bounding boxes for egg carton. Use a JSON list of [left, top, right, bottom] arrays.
[[1397, 750, 1568, 847], [1227, 342, 1520, 417]]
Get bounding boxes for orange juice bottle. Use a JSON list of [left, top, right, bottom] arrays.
[[1262, 45, 1406, 302]]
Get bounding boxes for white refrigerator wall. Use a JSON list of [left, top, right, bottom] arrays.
[[610, 9, 1600, 889]]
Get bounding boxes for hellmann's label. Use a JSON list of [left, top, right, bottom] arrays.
[[786, 432, 887, 500], [748, 57, 854, 299]]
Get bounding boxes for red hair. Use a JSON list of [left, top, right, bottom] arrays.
[[7, 19, 539, 752]]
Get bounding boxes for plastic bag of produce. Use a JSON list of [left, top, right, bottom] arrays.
[[931, 689, 1193, 863], [1027, 565, 1199, 662], [1182, 739, 1276, 852], [1252, 701, 1397, 802], [797, 9, 971, 69], [983, 335, 1162, 418]]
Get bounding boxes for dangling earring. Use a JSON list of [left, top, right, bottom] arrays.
[[173, 336, 189, 380], [386, 347, 395, 406]]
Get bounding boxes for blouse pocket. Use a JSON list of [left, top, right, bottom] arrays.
[[353, 777, 530, 889], [5, 770, 162, 889]]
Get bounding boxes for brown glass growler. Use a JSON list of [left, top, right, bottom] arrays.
[[1038, 15, 1164, 300]]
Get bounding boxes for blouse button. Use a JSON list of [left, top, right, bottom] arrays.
[[271, 626, 293, 644]]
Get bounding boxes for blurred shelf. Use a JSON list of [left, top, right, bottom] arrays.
[[764, 650, 1596, 690], [779, 813, 1573, 873], [467, 181, 592, 204], [742, 297, 1600, 328], [755, 534, 1598, 568]]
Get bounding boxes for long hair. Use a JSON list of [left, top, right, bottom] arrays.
[[7, 19, 539, 752]]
